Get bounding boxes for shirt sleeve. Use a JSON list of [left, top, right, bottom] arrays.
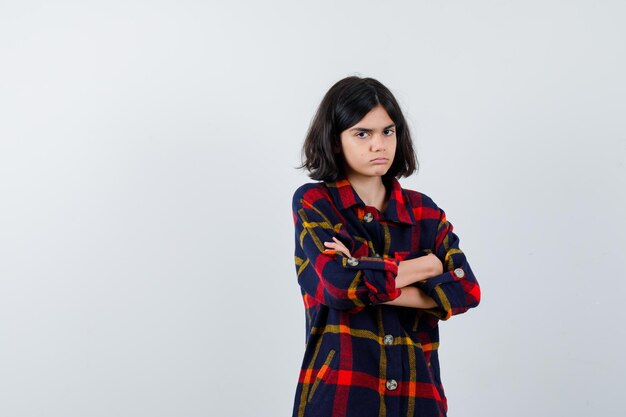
[[293, 188, 401, 313], [419, 207, 481, 320]]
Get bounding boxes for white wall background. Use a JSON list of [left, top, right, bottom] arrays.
[[1, 1, 624, 416]]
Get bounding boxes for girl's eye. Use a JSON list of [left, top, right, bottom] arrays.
[[356, 132, 369, 139], [383, 129, 395, 136]]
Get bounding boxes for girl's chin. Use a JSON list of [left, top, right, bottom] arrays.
[[346, 169, 390, 179]]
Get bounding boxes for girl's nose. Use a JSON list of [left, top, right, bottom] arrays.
[[371, 134, 386, 151]]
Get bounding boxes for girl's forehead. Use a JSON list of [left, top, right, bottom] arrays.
[[351, 105, 394, 128]]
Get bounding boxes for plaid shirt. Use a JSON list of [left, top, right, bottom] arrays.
[[291, 177, 480, 417]]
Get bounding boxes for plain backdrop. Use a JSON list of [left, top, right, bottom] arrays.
[[1, 1, 625, 416]]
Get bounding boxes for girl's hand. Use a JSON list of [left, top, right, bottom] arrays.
[[426, 253, 444, 276], [323, 237, 352, 258], [395, 253, 444, 288]]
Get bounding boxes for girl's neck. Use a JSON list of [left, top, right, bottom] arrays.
[[346, 173, 388, 211]]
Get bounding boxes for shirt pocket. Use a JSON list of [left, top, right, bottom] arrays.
[[306, 349, 336, 405]]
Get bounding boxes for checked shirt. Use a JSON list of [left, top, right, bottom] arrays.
[[291, 176, 481, 417]]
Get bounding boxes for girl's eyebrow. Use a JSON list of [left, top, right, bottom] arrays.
[[349, 124, 396, 132]]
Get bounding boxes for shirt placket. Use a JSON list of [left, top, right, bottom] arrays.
[[360, 206, 403, 413], [359, 207, 384, 257]]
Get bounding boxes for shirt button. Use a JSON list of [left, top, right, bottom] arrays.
[[454, 268, 465, 278], [347, 257, 359, 267], [383, 335, 394, 345], [363, 212, 374, 223], [386, 379, 398, 391]]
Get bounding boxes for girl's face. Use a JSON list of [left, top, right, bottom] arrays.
[[339, 105, 397, 180]]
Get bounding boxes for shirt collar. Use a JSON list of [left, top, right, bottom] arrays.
[[324, 176, 416, 225]]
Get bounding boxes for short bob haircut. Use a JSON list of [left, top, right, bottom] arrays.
[[300, 76, 418, 183]]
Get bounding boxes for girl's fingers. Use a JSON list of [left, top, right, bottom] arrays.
[[324, 238, 351, 258], [332, 237, 345, 247]]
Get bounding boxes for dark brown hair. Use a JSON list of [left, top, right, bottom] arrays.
[[299, 76, 418, 182]]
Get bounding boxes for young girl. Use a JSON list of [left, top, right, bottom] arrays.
[[291, 76, 481, 417]]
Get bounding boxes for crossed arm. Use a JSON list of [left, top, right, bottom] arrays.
[[294, 189, 480, 316], [324, 237, 440, 309]]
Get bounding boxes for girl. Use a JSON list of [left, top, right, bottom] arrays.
[[292, 76, 480, 417]]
